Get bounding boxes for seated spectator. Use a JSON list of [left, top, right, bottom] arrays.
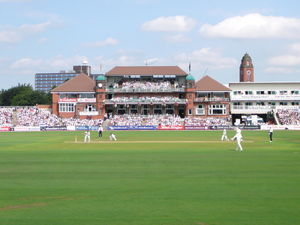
[[0, 107, 14, 126], [277, 108, 300, 125]]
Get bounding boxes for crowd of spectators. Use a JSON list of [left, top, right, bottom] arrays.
[[1, 106, 232, 128], [109, 114, 184, 126], [108, 96, 186, 104], [184, 116, 231, 127], [121, 81, 172, 91], [277, 108, 300, 125], [108, 114, 231, 127], [0, 107, 13, 126], [0, 107, 103, 127], [109, 81, 184, 91]]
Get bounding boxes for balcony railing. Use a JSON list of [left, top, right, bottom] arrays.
[[230, 105, 275, 114], [230, 94, 300, 101], [105, 99, 187, 105], [79, 111, 99, 116], [194, 97, 229, 102], [106, 87, 185, 93], [232, 105, 276, 110]]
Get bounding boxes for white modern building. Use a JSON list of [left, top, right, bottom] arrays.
[[229, 82, 300, 115]]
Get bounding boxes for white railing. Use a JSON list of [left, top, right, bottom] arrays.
[[231, 94, 300, 101], [105, 99, 187, 104], [230, 105, 275, 114], [194, 97, 229, 102], [79, 111, 99, 116]]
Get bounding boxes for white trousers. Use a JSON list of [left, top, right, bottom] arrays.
[[84, 135, 90, 142], [235, 139, 243, 151], [110, 135, 117, 141], [221, 134, 228, 141]]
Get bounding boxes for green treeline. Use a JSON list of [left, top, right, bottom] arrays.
[[0, 84, 52, 106]]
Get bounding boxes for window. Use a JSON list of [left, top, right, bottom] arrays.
[[267, 91, 276, 95], [130, 105, 138, 114], [233, 91, 242, 95], [245, 91, 253, 95], [245, 102, 253, 106], [256, 91, 265, 95], [208, 104, 226, 115], [60, 94, 77, 98], [188, 109, 192, 115], [268, 102, 276, 106], [196, 104, 205, 115], [166, 105, 174, 114], [291, 90, 299, 95], [256, 102, 265, 106], [59, 103, 75, 112], [292, 102, 299, 105], [279, 91, 288, 95], [85, 104, 96, 112], [154, 104, 162, 114], [279, 102, 288, 106], [80, 93, 95, 98]]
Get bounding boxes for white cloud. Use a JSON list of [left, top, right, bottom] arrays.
[[266, 42, 300, 74], [268, 55, 300, 67], [289, 43, 300, 52], [85, 37, 119, 47], [163, 34, 190, 43], [0, 21, 53, 43], [268, 42, 300, 66], [144, 58, 160, 65], [10, 55, 88, 71], [200, 13, 300, 39], [38, 37, 48, 43], [142, 16, 196, 32], [93, 55, 140, 70], [265, 67, 295, 74], [175, 48, 237, 71], [11, 58, 43, 69]]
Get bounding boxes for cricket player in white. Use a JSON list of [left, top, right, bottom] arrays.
[[221, 129, 229, 141], [98, 126, 103, 138], [84, 130, 91, 143], [231, 127, 243, 151], [109, 133, 117, 141], [269, 126, 273, 142]]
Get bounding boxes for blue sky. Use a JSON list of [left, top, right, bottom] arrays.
[[1, 0, 300, 89]]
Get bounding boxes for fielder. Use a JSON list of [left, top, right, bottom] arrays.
[[221, 129, 229, 141], [231, 127, 243, 151], [84, 130, 91, 143], [269, 126, 273, 142], [98, 125, 103, 138], [109, 132, 117, 141]]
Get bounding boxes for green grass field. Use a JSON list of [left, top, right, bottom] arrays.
[[0, 130, 299, 225]]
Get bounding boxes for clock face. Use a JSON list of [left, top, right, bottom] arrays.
[[98, 83, 103, 88], [247, 70, 252, 75]]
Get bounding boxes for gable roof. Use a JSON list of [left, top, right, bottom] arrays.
[[195, 75, 231, 92], [106, 66, 187, 76], [51, 74, 95, 93]]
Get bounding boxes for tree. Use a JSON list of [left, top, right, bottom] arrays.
[[0, 84, 52, 106]]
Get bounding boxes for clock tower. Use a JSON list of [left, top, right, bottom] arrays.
[[240, 53, 254, 82]]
